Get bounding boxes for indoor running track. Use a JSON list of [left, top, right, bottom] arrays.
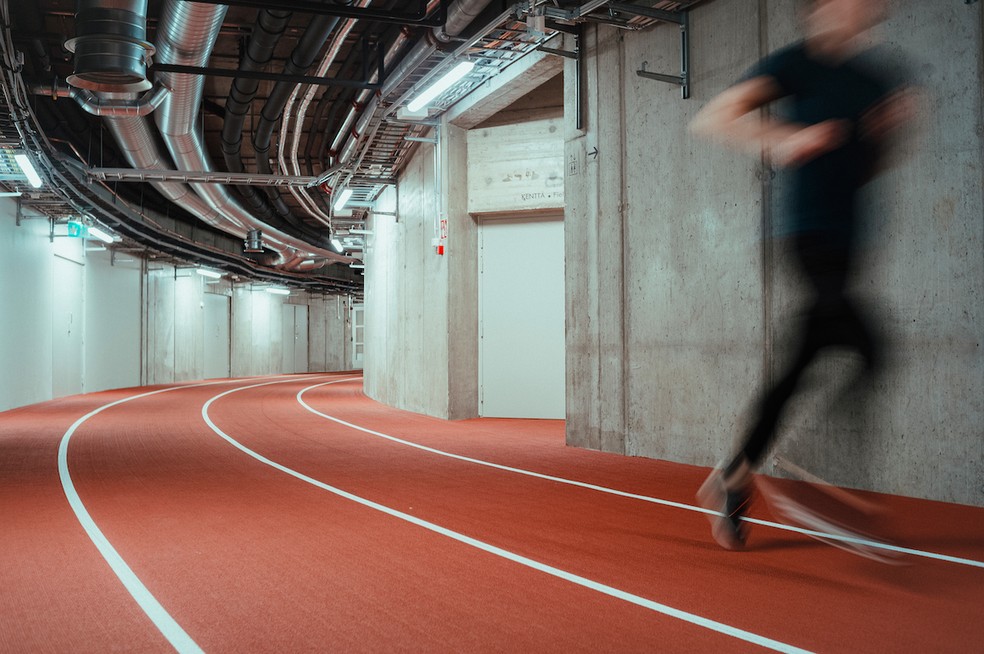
[[1, 372, 982, 653]]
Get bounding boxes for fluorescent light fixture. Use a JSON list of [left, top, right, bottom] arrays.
[[266, 286, 290, 296], [331, 238, 344, 253], [87, 225, 115, 244], [407, 61, 475, 112], [350, 229, 374, 235], [349, 263, 365, 269], [14, 153, 43, 188], [0, 191, 22, 197], [333, 188, 353, 211], [196, 268, 223, 279]]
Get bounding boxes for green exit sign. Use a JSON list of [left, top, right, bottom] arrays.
[[66, 221, 86, 238]]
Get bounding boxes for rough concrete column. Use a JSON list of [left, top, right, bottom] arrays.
[[565, 27, 628, 454], [444, 121, 479, 419]]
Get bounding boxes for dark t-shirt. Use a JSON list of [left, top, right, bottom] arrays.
[[746, 42, 902, 239]]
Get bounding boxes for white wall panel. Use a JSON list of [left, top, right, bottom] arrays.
[[230, 287, 253, 377], [281, 303, 296, 373], [293, 304, 308, 373]]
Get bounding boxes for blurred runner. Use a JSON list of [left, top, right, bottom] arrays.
[[690, 0, 917, 552]]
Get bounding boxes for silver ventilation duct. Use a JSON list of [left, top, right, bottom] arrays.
[[151, 0, 347, 265], [65, 0, 155, 92], [32, 80, 169, 117]]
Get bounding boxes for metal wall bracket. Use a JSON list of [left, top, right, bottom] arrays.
[[622, 5, 691, 99]]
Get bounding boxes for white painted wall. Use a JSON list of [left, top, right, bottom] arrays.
[[0, 201, 53, 411], [0, 197, 354, 411]]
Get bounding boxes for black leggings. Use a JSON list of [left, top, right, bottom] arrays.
[[728, 232, 881, 472]]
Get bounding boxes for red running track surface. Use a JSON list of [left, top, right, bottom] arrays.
[[1, 372, 982, 653]]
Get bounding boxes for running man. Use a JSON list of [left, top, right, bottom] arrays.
[[690, 0, 917, 549]]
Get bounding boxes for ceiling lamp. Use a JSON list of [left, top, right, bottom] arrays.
[[13, 153, 43, 188], [407, 61, 475, 112], [87, 225, 116, 244], [333, 188, 354, 212]]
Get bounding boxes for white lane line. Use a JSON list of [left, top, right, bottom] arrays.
[[296, 379, 984, 571], [205, 379, 811, 654], [58, 375, 333, 654]]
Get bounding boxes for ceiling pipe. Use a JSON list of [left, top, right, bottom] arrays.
[[251, 13, 342, 218], [432, 0, 491, 43], [151, 0, 349, 265], [100, 103, 235, 234], [31, 79, 170, 117], [219, 9, 320, 238], [212, 7, 325, 243], [279, 3, 370, 226]]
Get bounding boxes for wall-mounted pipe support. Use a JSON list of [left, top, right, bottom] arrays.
[[633, 9, 690, 99]]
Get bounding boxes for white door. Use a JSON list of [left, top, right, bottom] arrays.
[[293, 304, 309, 373], [203, 293, 231, 379], [52, 255, 84, 398], [282, 304, 309, 374], [351, 303, 365, 369], [478, 215, 565, 418]]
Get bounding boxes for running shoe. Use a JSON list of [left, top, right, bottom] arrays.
[[697, 468, 752, 550]]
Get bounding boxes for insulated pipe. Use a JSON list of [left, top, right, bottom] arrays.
[[251, 12, 342, 220], [251, 14, 341, 178], [433, 0, 491, 42], [152, 0, 348, 265], [219, 9, 292, 224]]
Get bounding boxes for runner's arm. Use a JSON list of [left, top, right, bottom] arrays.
[[690, 75, 848, 167]]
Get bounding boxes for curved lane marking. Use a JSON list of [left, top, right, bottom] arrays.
[[58, 374, 335, 653], [205, 377, 810, 654], [296, 378, 984, 570]]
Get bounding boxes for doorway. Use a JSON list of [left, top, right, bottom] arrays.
[[478, 215, 565, 419]]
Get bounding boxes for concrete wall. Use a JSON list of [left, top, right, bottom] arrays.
[[564, 0, 983, 505], [364, 111, 570, 420], [363, 142, 455, 417]]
